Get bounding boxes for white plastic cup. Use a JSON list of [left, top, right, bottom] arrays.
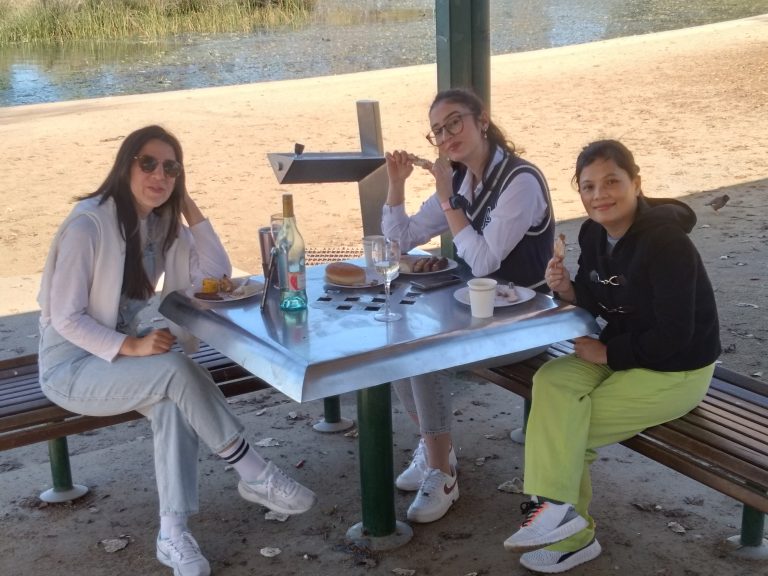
[[362, 235, 384, 267], [467, 278, 498, 318]]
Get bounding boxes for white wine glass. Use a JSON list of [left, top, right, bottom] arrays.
[[372, 237, 402, 322]]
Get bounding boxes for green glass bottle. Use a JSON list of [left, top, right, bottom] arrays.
[[275, 194, 308, 310]]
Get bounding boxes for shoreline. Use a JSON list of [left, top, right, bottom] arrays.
[[1, 15, 766, 377], [3, 14, 766, 114]]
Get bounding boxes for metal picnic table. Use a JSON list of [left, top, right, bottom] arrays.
[[159, 260, 598, 549]]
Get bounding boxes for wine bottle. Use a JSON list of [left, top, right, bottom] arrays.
[[275, 194, 308, 310]]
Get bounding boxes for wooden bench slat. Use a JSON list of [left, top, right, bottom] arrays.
[[708, 387, 768, 421], [694, 401, 768, 438], [0, 381, 46, 400], [714, 365, 768, 398], [644, 420, 768, 485], [701, 394, 768, 429], [0, 397, 52, 419], [623, 433, 768, 515], [678, 412, 768, 456], [710, 377, 768, 410]]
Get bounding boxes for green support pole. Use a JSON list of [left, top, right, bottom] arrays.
[[312, 395, 354, 432], [740, 505, 766, 547], [39, 437, 88, 503], [323, 396, 341, 423], [357, 383, 395, 535], [435, 0, 490, 257], [725, 504, 768, 558], [346, 383, 412, 550]]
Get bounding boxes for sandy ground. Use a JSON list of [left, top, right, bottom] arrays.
[[0, 15, 767, 576]]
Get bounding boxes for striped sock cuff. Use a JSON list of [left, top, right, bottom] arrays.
[[221, 438, 249, 465]]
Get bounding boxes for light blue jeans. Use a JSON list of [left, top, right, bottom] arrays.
[[392, 371, 453, 435], [40, 339, 244, 516]]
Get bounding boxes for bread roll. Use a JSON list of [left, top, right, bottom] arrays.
[[325, 262, 366, 286]]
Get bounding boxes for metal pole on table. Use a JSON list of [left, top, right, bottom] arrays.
[[268, 100, 389, 434], [346, 383, 412, 550]]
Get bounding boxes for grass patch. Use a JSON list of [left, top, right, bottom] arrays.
[[0, 0, 316, 44]]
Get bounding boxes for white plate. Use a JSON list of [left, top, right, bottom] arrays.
[[453, 285, 537, 308], [190, 277, 263, 302], [399, 255, 458, 275], [324, 268, 385, 289]]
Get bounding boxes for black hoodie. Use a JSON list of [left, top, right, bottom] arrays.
[[571, 196, 721, 372]]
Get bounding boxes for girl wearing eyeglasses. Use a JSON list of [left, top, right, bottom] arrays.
[[503, 140, 720, 572], [37, 125, 316, 576], [381, 89, 555, 525]]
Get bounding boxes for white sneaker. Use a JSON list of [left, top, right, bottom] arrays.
[[406, 467, 459, 523], [503, 498, 588, 552], [520, 539, 602, 573], [156, 531, 211, 576], [396, 438, 458, 492], [238, 461, 317, 515]]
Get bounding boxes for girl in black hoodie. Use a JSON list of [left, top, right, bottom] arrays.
[[503, 140, 721, 573]]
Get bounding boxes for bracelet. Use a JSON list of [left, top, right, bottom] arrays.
[[440, 200, 453, 212]]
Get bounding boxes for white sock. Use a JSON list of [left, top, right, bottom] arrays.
[[218, 437, 267, 482], [160, 514, 187, 540]]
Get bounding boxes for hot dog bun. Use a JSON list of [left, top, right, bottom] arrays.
[[325, 262, 366, 286]]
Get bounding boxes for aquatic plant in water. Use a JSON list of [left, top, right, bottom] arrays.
[[0, 0, 316, 44]]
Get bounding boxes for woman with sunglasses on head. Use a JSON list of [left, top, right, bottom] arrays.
[[38, 125, 316, 576], [503, 140, 720, 572], [382, 88, 555, 524]]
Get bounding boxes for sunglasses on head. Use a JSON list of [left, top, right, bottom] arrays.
[[133, 155, 183, 178]]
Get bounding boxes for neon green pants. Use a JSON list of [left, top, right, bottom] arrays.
[[523, 354, 714, 552]]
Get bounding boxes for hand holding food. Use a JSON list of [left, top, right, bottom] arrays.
[[545, 257, 574, 299]]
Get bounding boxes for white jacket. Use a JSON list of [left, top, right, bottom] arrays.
[[38, 196, 231, 361]]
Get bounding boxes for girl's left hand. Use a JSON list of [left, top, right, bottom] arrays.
[[573, 336, 608, 364], [430, 157, 454, 201]]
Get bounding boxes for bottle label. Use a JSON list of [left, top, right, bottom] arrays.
[[287, 272, 306, 291]]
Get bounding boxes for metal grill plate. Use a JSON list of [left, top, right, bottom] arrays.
[[306, 247, 363, 265]]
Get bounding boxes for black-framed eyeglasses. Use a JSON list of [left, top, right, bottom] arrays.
[[134, 155, 183, 178], [426, 113, 474, 146]]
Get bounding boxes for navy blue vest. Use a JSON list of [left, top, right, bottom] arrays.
[[452, 149, 554, 291]]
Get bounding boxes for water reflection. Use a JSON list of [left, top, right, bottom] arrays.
[[0, 0, 765, 107]]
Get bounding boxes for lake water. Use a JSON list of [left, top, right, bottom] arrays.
[[1, 0, 766, 107]]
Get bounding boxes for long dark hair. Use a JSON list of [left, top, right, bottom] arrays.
[[78, 125, 185, 300], [572, 139, 642, 195], [429, 88, 516, 157]]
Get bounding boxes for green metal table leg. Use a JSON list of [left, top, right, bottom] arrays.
[[346, 383, 412, 550], [510, 398, 531, 444], [740, 505, 766, 547], [312, 394, 355, 433], [39, 437, 89, 503], [725, 504, 768, 558]]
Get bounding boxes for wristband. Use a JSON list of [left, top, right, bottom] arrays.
[[440, 200, 453, 212]]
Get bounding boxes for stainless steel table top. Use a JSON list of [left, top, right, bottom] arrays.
[[159, 261, 598, 402]]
